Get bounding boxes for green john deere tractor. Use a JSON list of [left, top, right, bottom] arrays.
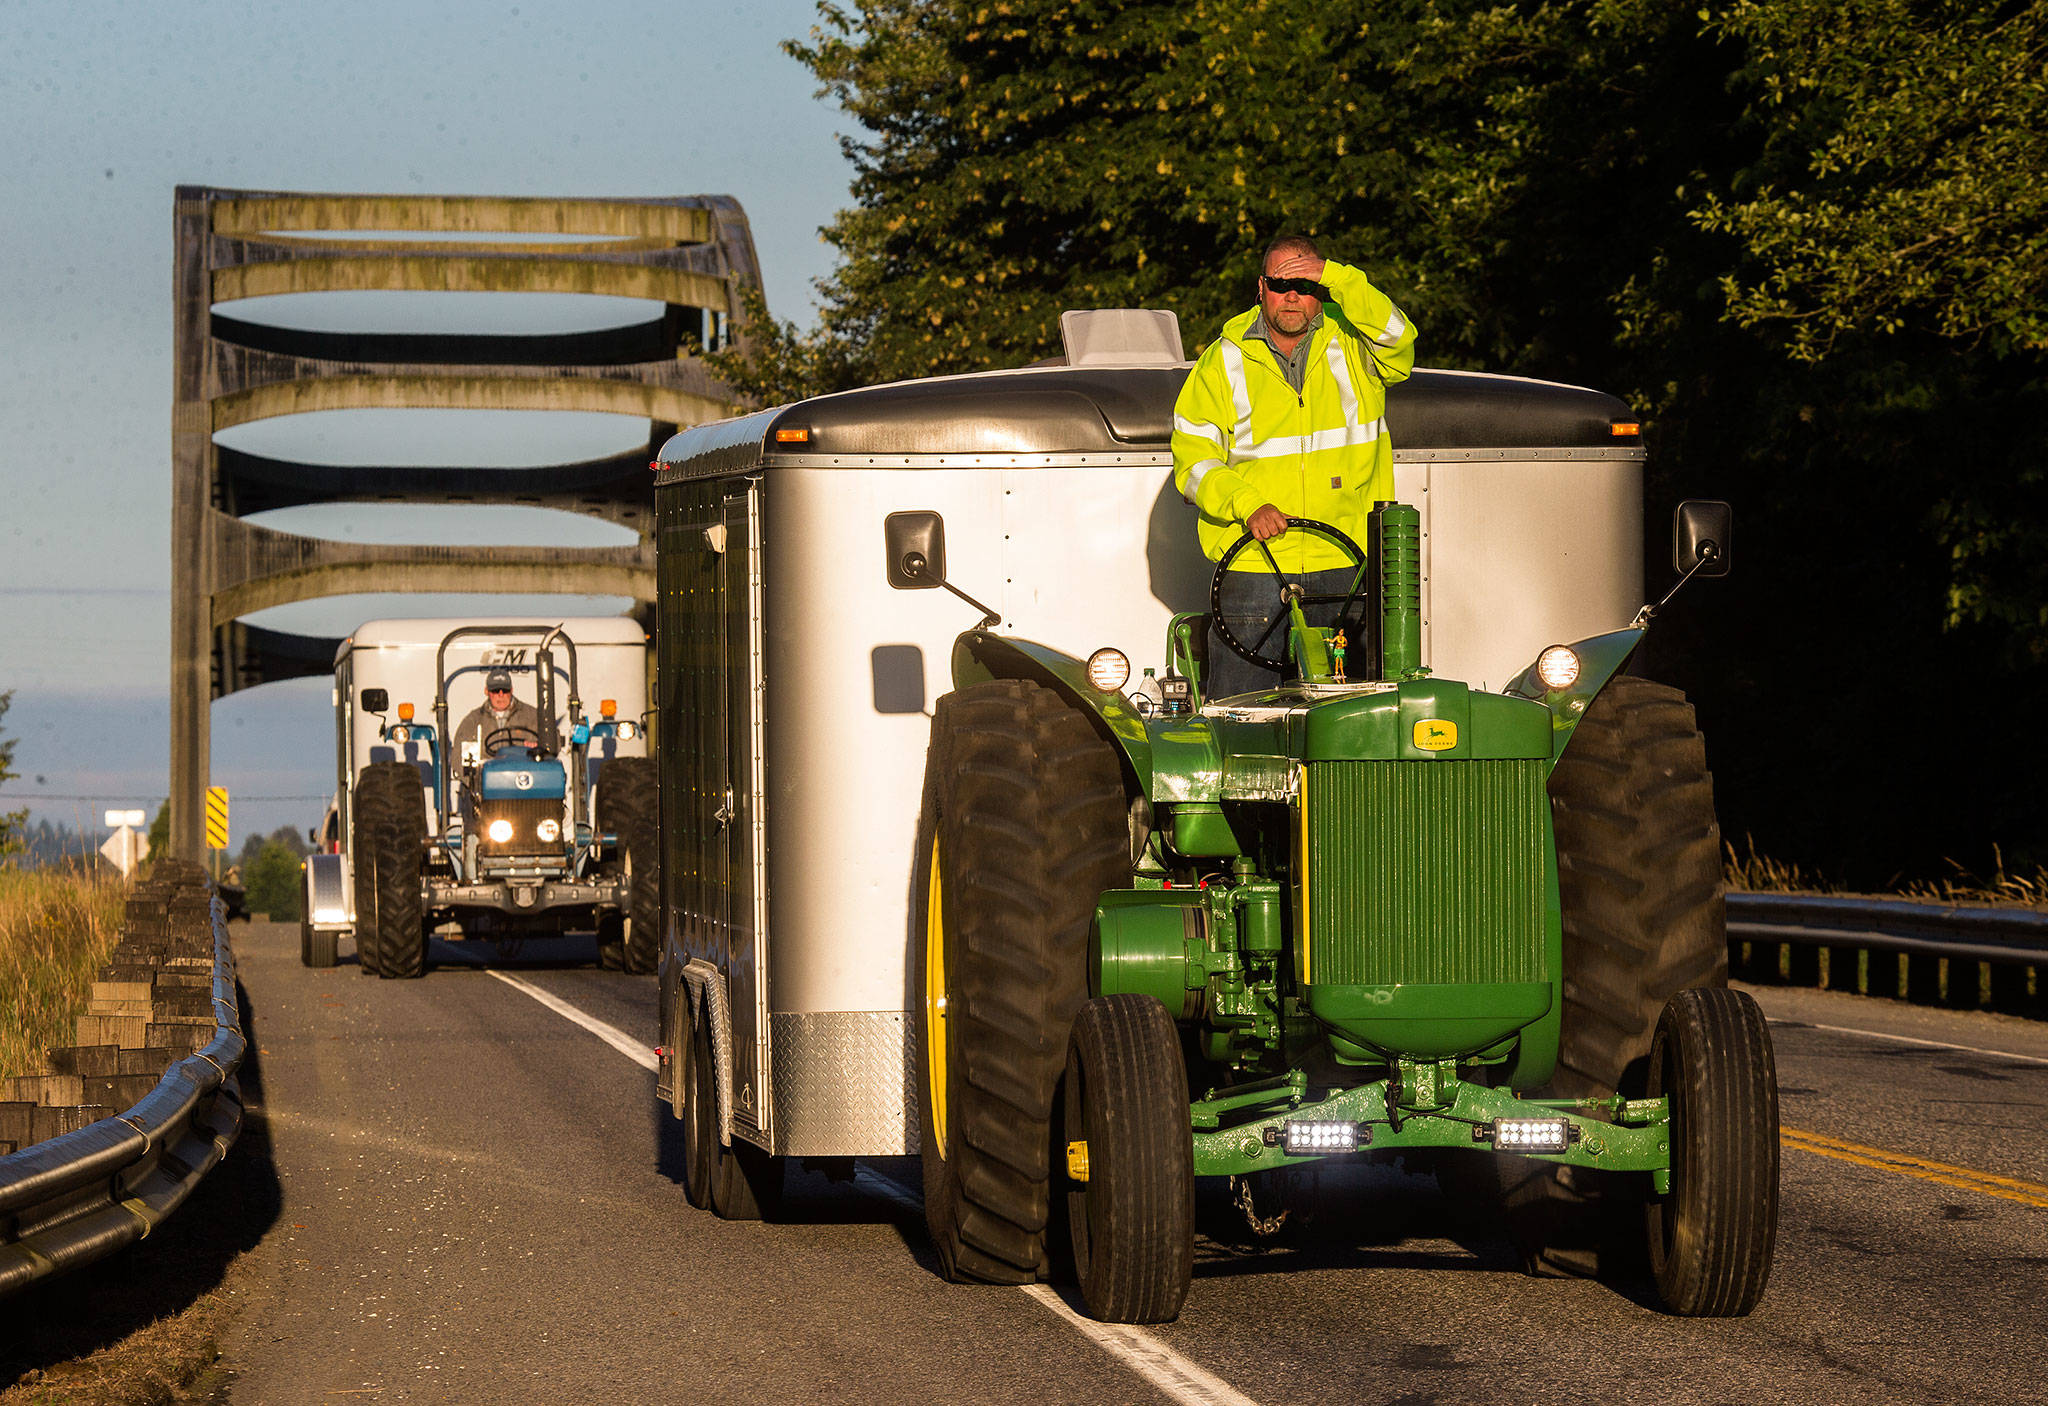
[[913, 499, 1775, 1323]]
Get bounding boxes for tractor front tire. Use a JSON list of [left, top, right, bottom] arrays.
[[596, 759, 660, 974], [916, 679, 1129, 1285], [1647, 987, 1779, 1316], [1062, 995, 1195, 1323], [301, 918, 338, 969], [354, 762, 427, 980], [1501, 674, 1728, 1276]]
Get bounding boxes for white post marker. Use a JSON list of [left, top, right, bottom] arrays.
[[100, 808, 147, 877]]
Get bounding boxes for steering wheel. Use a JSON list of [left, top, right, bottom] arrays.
[[1209, 517, 1371, 671], [481, 724, 544, 757]]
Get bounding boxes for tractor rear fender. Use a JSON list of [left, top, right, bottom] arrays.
[[950, 630, 1153, 798], [1504, 625, 1648, 763]]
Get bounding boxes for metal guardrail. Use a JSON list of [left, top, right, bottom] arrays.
[[1726, 891, 2047, 1010], [0, 891, 245, 1298], [1726, 892, 2048, 964]]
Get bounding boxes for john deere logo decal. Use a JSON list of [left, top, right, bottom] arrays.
[[1413, 719, 1458, 751]]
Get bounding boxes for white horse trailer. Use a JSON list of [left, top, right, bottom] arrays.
[[650, 317, 1645, 1212]]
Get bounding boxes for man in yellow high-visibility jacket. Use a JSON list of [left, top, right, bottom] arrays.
[[1172, 234, 1418, 697]]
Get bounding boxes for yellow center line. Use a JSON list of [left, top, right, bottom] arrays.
[[1782, 1125, 2048, 1209]]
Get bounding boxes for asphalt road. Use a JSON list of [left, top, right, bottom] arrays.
[[213, 921, 2048, 1404]]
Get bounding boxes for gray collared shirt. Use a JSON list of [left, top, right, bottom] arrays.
[[1245, 311, 1326, 394]]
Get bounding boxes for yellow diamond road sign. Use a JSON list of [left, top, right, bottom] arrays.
[[205, 786, 230, 850]]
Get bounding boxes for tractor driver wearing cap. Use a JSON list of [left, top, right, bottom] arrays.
[[1171, 234, 1418, 698], [454, 669, 544, 759]]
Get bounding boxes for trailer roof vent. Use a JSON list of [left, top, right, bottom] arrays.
[[1058, 308, 1186, 368]]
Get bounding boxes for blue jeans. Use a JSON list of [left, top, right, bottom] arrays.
[[1206, 566, 1368, 700]]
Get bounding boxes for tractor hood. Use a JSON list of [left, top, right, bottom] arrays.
[[478, 754, 568, 801], [1150, 681, 1552, 803]]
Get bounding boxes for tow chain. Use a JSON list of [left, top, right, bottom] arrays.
[[1231, 1174, 1292, 1239]]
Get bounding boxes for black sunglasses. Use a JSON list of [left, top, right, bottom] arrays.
[[1261, 275, 1326, 297]]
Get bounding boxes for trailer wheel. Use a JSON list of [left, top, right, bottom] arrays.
[[1646, 987, 1779, 1315], [1061, 995, 1194, 1323], [679, 990, 715, 1210], [1500, 673, 1728, 1274], [915, 680, 1129, 1284], [689, 993, 783, 1221], [300, 918, 338, 969], [354, 762, 428, 980], [595, 759, 660, 974]]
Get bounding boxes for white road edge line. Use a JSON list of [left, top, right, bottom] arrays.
[[1768, 1016, 2048, 1067], [484, 967, 658, 1072], [1018, 1285, 1261, 1406], [477, 968, 1263, 1406]]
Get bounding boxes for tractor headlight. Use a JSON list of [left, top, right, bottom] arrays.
[[1086, 647, 1131, 693], [487, 818, 514, 844], [1535, 645, 1581, 692], [617, 721, 637, 740], [536, 818, 561, 843], [390, 725, 411, 742], [1280, 1119, 1365, 1155], [1482, 1117, 1578, 1154]]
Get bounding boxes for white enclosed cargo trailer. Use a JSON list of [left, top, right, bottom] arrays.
[[651, 316, 1646, 1212]]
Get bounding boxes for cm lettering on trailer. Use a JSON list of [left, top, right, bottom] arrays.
[[1172, 233, 1419, 696]]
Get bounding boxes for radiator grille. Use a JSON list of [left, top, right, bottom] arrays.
[[478, 797, 563, 855], [1304, 760, 1547, 986]]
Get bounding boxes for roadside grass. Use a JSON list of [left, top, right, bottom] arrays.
[[1724, 836, 2048, 906], [0, 865, 127, 1080]]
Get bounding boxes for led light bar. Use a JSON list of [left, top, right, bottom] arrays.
[[1481, 1117, 1578, 1154], [1281, 1119, 1364, 1155]]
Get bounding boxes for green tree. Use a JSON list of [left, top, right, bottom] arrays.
[[243, 840, 303, 922], [0, 692, 26, 859], [144, 801, 169, 869], [748, 0, 2048, 875]]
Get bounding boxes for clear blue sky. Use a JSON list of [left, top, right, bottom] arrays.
[[0, 0, 856, 849]]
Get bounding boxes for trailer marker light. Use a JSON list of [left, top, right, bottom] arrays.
[[536, 819, 561, 843], [1535, 645, 1581, 691], [1611, 420, 1641, 437], [775, 426, 811, 443], [1086, 648, 1131, 693], [1479, 1117, 1578, 1153], [1281, 1119, 1365, 1155], [487, 819, 515, 843]]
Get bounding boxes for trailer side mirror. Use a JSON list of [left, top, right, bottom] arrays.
[[1673, 500, 1732, 577], [886, 511, 947, 589], [361, 687, 389, 713]]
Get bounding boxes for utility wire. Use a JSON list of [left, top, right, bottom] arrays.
[[0, 793, 328, 802]]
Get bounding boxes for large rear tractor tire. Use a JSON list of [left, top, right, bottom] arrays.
[[595, 758, 660, 974], [1647, 987, 1779, 1315], [916, 679, 1129, 1284], [1061, 995, 1195, 1323], [1499, 673, 1729, 1276], [354, 762, 428, 980]]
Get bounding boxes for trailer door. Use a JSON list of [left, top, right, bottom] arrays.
[[661, 476, 771, 1144], [721, 484, 770, 1140]]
